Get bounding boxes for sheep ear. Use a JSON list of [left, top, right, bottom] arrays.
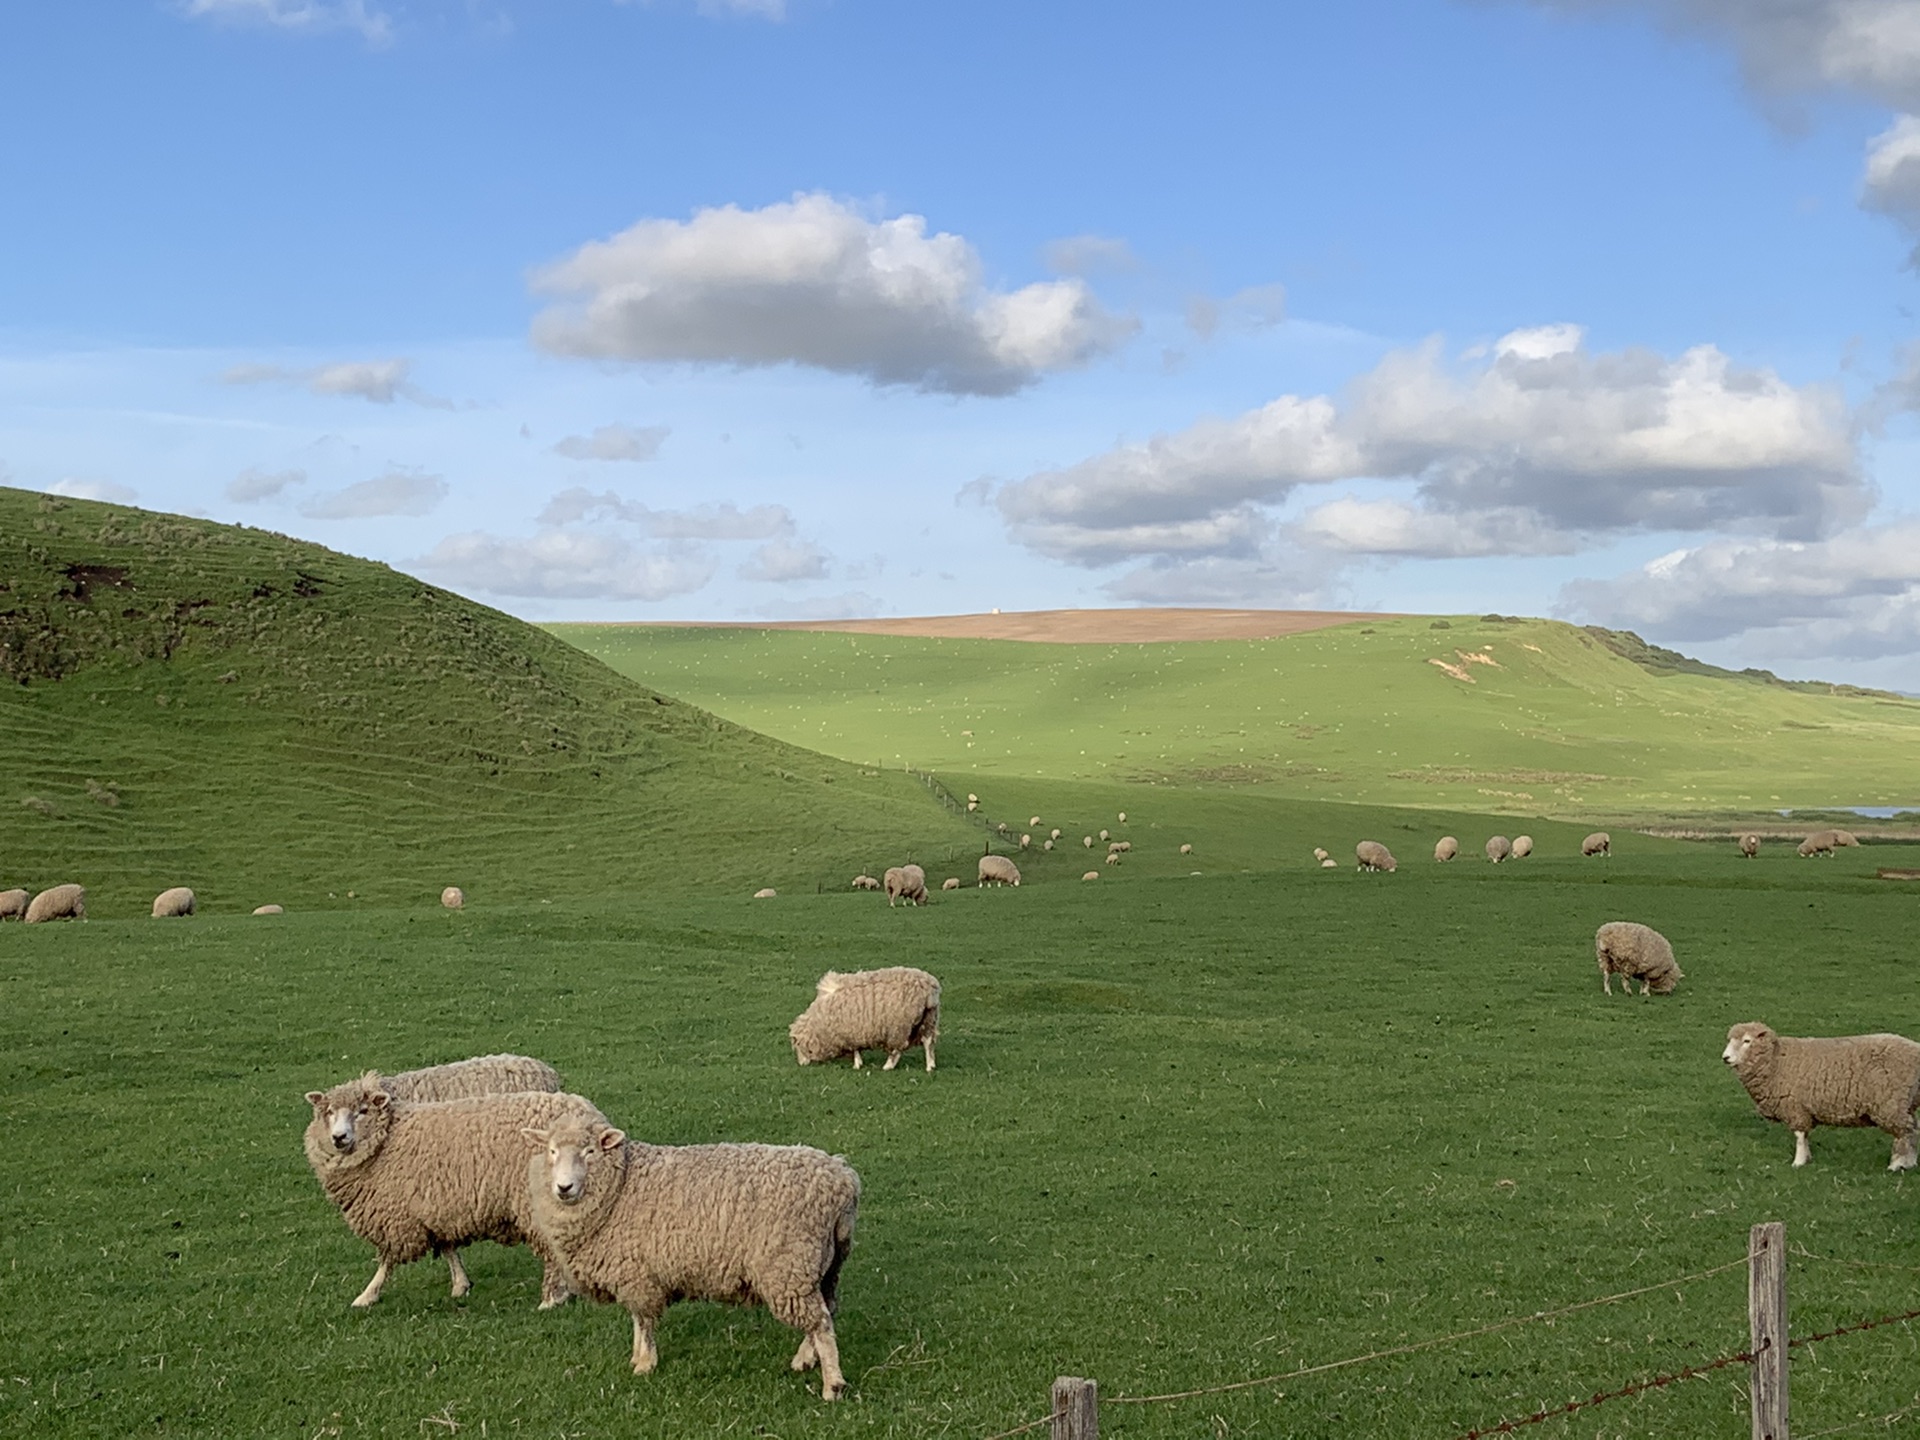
[[369, 1091, 390, 1109], [522, 1126, 548, 1144], [304, 1091, 324, 1107], [598, 1128, 626, 1152]]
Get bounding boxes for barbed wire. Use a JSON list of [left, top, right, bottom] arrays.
[[1452, 1340, 1764, 1439], [1789, 1308, 1920, 1349]]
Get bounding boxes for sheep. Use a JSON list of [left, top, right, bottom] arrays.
[[967, 793, 978, 805], [966, 799, 977, 812], [1049, 829, 1062, 842], [1834, 829, 1862, 847], [1107, 841, 1130, 854], [1722, 1022, 1920, 1171], [151, 886, 196, 918], [524, 1112, 861, 1399], [850, 875, 882, 891], [1019, 833, 1031, 849], [1798, 831, 1837, 858], [1740, 834, 1761, 859], [996, 822, 1009, 835], [1082, 870, 1100, 881], [302, 1082, 603, 1308], [1118, 811, 1127, 822], [1312, 847, 1330, 863], [1029, 815, 1041, 828], [1594, 921, 1682, 996], [1485, 835, 1512, 864], [1320, 858, 1338, 869], [1083, 835, 1093, 848], [789, 966, 940, 1071], [1180, 843, 1193, 855], [1104, 851, 1120, 865], [1355, 841, 1397, 872], [441, 886, 464, 909], [882, 865, 928, 907], [1099, 829, 1109, 842], [1434, 836, 1458, 862], [977, 854, 1021, 887], [941, 877, 960, 891], [1582, 832, 1611, 857], [24, 884, 85, 923], [0, 888, 29, 920], [754, 888, 778, 899], [1043, 839, 1054, 851], [1512, 835, 1534, 859], [252, 903, 284, 915]]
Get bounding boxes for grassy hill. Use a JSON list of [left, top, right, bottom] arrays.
[[555, 617, 1920, 819], [0, 487, 978, 912]]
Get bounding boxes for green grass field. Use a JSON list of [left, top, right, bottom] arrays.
[[555, 620, 1920, 819], [7, 850, 1920, 1438]]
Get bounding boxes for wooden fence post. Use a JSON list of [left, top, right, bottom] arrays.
[[1051, 1376, 1097, 1440], [1750, 1220, 1788, 1440]]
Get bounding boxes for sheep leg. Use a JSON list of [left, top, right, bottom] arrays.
[[536, 1258, 573, 1310], [811, 1318, 845, 1400], [851, 1050, 862, 1069], [882, 1050, 901, 1071], [630, 1313, 659, 1374], [1890, 1132, 1918, 1172], [351, 1259, 391, 1308], [790, 1333, 818, 1372], [1601, 972, 1612, 996], [1793, 1131, 1812, 1167], [445, 1249, 471, 1299], [924, 1037, 936, 1072]]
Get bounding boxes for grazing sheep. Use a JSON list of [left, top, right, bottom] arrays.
[[1834, 829, 1862, 847], [1320, 858, 1338, 869], [1019, 833, 1031, 849], [1594, 921, 1682, 996], [1180, 843, 1192, 855], [1740, 834, 1761, 859], [1312, 847, 1330, 863], [151, 886, 196, 918], [850, 875, 882, 891], [24, 884, 85, 924], [1434, 836, 1458, 862], [441, 886, 464, 909], [252, 903, 284, 915], [0, 888, 29, 920], [1485, 835, 1512, 864], [1722, 1022, 1920, 1171], [1043, 839, 1054, 851], [1107, 841, 1129, 854], [882, 865, 928, 908], [754, 888, 778, 899], [524, 1112, 861, 1399], [302, 1083, 602, 1308], [1104, 851, 1120, 866], [1798, 831, 1837, 858], [1099, 829, 1109, 842], [941, 877, 960, 891], [789, 967, 940, 1071], [1512, 835, 1534, 859], [1118, 811, 1127, 823], [966, 799, 978, 812], [1582, 832, 1611, 857], [1082, 870, 1099, 881], [1050, 829, 1062, 842], [1029, 816, 1041, 829], [977, 854, 1021, 887], [1355, 841, 1397, 873], [967, 793, 978, 805], [1083, 835, 1093, 848]]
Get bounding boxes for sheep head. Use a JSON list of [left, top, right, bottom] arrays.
[[1723, 1022, 1776, 1071], [525, 1117, 626, 1209]]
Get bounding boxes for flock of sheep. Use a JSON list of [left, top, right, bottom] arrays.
[[302, 968, 941, 1401]]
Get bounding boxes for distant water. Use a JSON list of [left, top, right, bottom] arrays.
[[1776, 807, 1919, 818]]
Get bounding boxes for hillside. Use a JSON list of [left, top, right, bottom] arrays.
[[554, 615, 1920, 819], [0, 487, 976, 911]]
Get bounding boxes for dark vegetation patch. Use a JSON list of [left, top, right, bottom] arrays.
[[1585, 625, 1913, 702]]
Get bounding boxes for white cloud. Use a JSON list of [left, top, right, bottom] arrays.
[[529, 192, 1136, 396], [534, 487, 795, 540], [1184, 282, 1289, 341], [49, 478, 138, 504], [421, 530, 717, 601], [226, 466, 306, 503], [179, 0, 392, 45], [1561, 519, 1920, 657], [1102, 550, 1347, 607], [997, 326, 1860, 568], [738, 537, 831, 582], [301, 469, 448, 519], [221, 356, 445, 406], [551, 424, 670, 462], [1864, 114, 1920, 239]]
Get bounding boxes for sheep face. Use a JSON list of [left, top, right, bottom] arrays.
[[1723, 1022, 1774, 1070], [305, 1081, 391, 1156], [527, 1118, 625, 1208]]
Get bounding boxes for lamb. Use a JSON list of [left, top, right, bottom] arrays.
[[1739, 834, 1760, 859], [1434, 837, 1458, 862], [1594, 921, 1682, 996], [252, 903, 284, 915], [1798, 831, 1837, 858], [1722, 1022, 1920, 1170], [441, 886, 464, 909], [151, 886, 196, 918], [24, 884, 85, 923], [941, 877, 960, 891], [850, 875, 882, 891], [882, 865, 928, 907], [1512, 835, 1534, 859], [1312, 847, 1330, 863], [977, 854, 1021, 887], [0, 888, 28, 920], [1355, 841, 1397, 872], [1485, 835, 1512, 864], [302, 1082, 603, 1308], [1582, 832, 1611, 857], [524, 1112, 861, 1399], [789, 966, 940, 1071], [1082, 870, 1100, 881]]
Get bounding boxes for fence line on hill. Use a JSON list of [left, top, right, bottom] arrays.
[[981, 1223, 1920, 1440]]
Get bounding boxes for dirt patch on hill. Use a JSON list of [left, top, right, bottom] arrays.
[[636, 608, 1401, 644]]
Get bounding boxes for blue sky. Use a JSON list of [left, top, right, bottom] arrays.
[[5, 0, 1920, 685]]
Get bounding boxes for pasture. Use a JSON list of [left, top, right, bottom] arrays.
[[7, 841, 1920, 1438]]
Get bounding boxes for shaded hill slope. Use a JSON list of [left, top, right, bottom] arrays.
[[0, 488, 975, 912], [555, 615, 1920, 817]]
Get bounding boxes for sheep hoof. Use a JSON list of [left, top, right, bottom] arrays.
[[1891, 1155, 1917, 1173], [822, 1378, 845, 1401], [537, 1293, 572, 1311], [350, 1293, 379, 1309]]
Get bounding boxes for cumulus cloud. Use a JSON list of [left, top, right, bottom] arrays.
[[423, 530, 716, 602], [739, 537, 831, 582], [226, 466, 306, 503], [1864, 113, 1920, 240], [529, 192, 1136, 395], [301, 469, 447, 519], [221, 356, 447, 407], [534, 487, 794, 539], [49, 478, 138, 505], [997, 324, 1860, 568], [179, 0, 391, 44], [550, 424, 670, 463], [1562, 520, 1920, 658]]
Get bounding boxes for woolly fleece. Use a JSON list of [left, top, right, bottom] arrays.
[[1723, 1022, 1920, 1170]]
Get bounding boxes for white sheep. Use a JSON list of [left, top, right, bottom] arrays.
[[1099, 829, 1109, 841], [1179, 843, 1192, 855], [754, 888, 778, 899], [1723, 1022, 1920, 1170], [789, 966, 940, 1071], [1739, 834, 1760, 859], [524, 1112, 861, 1399], [1019, 833, 1031, 849], [1029, 815, 1041, 828], [1104, 851, 1119, 865], [252, 903, 284, 915], [941, 877, 960, 891], [977, 854, 1021, 887], [967, 793, 978, 804], [1312, 847, 1330, 863], [1512, 835, 1534, 859], [151, 886, 196, 918], [1834, 829, 1862, 847], [1117, 811, 1127, 822], [0, 888, 29, 920], [24, 884, 85, 923], [1043, 839, 1054, 851], [1083, 835, 1093, 848], [1485, 835, 1512, 864], [882, 865, 928, 907], [1594, 921, 1681, 996], [1320, 858, 1338, 869], [1355, 841, 1397, 872], [1434, 837, 1459, 862], [1107, 840, 1131, 854], [440, 886, 464, 909], [1050, 829, 1062, 842], [1082, 870, 1099, 881], [1799, 830, 1838, 858], [302, 1082, 602, 1308], [1582, 832, 1611, 857]]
